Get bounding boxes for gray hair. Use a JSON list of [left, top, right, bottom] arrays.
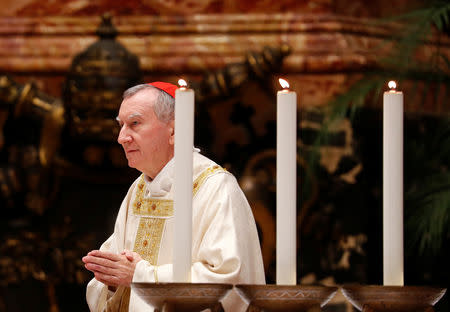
[[123, 84, 175, 122]]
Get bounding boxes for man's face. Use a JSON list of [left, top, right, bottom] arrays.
[[117, 89, 174, 179]]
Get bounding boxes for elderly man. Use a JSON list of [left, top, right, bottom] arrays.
[[82, 82, 265, 311]]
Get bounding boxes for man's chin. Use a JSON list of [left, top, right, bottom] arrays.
[[127, 160, 139, 170]]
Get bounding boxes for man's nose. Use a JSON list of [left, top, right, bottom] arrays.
[[117, 127, 132, 144]]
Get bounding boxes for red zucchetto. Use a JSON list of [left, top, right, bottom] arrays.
[[147, 81, 177, 98]]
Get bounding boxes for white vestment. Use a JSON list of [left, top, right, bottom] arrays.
[[86, 151, 265, 311]]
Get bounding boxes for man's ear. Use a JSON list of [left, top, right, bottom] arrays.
[[168, 120, 175, 145]]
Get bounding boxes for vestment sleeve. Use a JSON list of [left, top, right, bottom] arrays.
[[86, 180, 137, 312], [191, 172, 264, 284]]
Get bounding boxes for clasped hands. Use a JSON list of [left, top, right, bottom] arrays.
[[82, 249, 143, 289]]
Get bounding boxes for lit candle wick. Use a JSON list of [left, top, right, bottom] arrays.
[[279, 78, 290, 91], [388, 80, 397, 92], [178, 79, 188, 90]]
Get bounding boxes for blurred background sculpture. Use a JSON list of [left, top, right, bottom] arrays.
[[63, 13, 141, 168]]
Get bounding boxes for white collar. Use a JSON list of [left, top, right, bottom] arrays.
[[144, 147, 201, 197]]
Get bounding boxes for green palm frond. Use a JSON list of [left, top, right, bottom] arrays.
[[405, 172, 450, 253], [305, 0, 450, 255]]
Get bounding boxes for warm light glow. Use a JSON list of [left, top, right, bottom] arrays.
[[178, 79, 188, 88], [279, 78, 290, 89], [388, 81, 397, 90]]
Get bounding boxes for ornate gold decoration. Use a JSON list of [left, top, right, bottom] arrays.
[[106, 286, 131, 312], [134, 217, 166, 264], [132, 165, 227, 264], [133, 178, 174, 217], [192, 165, 227, 197], [39, 100, 65, 167], [63, 13, 141, 143], [192, 45, 291, 103], [0, 75, 65, 168]]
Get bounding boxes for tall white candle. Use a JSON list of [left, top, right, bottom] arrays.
[[383, 81, 404, 286], [276, 78, 297, 285], [173, 79, 195, 283]]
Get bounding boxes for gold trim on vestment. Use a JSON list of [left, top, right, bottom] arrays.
[[133, 165, 227, 260], [133, 179, 174, 217], [193, 165, 227, 197], [117, 287, 130, 312], [131, 165, 227, 264], [133, 217, 165, 264], [117, 165, 226, 310], [105, 286, 130, 312], [132, 176, 172, 264]]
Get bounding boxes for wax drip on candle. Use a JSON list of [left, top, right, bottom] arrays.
[[388, 80, 397, 92], [178, 79, 188, 90], [279, 78, 290, 91]]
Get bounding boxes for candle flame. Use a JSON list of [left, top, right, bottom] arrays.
[[388, 80, 397, 90], [178, 79, 188, 88], [279, 78, 290, 89]]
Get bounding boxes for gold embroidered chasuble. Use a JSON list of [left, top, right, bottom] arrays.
[[86, 152, 266, 312], [112, 165, 227, 312], [133, 165, 226, 266]]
